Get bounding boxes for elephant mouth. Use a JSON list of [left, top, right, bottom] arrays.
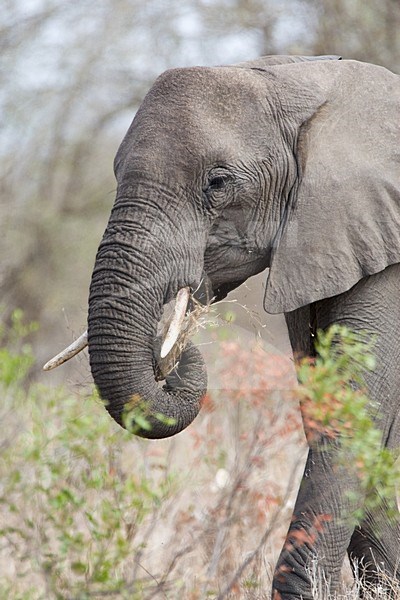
[[43, 284, 212, 374]]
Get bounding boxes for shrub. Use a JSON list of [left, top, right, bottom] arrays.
[[297, 325, 400, 522], [0, 313, 398, 599], [0, 312, 302, 599]]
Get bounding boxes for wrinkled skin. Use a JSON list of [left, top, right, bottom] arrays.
[[88, 55, 400, 598]]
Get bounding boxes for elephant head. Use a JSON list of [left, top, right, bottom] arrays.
[[47, 55, 400, 438]]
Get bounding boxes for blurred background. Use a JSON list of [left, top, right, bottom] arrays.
[[1, 4, 399, 596], [2, 0, 399, 386]]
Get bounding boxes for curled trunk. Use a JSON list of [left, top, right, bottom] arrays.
[[88, 191, 207, 438]]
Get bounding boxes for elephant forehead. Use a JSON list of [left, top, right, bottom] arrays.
[[115, 66, 273, 177], [149, 66, 263, 121]]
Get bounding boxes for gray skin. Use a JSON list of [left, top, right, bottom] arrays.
[[88, 55, 400, 598]]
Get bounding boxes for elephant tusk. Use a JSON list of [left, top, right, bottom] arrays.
[[160, 287, 190, 358], [43, 330, 88, 371]]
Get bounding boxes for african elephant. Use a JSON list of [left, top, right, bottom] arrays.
[[47, 55, 400, 598]]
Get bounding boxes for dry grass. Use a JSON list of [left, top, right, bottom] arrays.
[[307, 558, 400, 599], [157, 294, 214, 378]]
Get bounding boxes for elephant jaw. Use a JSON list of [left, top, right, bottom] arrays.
[[43, 287, 191, 372]]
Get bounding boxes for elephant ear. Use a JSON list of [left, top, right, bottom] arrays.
[[260, 59, 400, 314]]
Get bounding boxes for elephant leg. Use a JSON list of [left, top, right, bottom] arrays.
[[272, 445, 361, 599], [273, 264, 400, 599], [347, 394, 400, 591], [318, 263, 400, 594], [347, 424, 400, 594], [272, 306, 360, 599], [347, 511, 400, 594]]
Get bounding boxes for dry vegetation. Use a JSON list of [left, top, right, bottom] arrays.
[[1, 315, 400, 599], [0, 312, 305, 599]]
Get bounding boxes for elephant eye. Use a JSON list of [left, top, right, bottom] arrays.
[[202, 170, 233, 211], [208, 176, 227, 191], [205, 171, 233, 194]]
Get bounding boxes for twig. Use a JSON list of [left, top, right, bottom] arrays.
[[216, 457, 303, 600]]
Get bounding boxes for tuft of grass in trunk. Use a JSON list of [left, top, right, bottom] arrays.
[[157, 295, 214, 378]]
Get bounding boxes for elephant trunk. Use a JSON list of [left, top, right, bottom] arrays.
[[88, 188, 207, 438]]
